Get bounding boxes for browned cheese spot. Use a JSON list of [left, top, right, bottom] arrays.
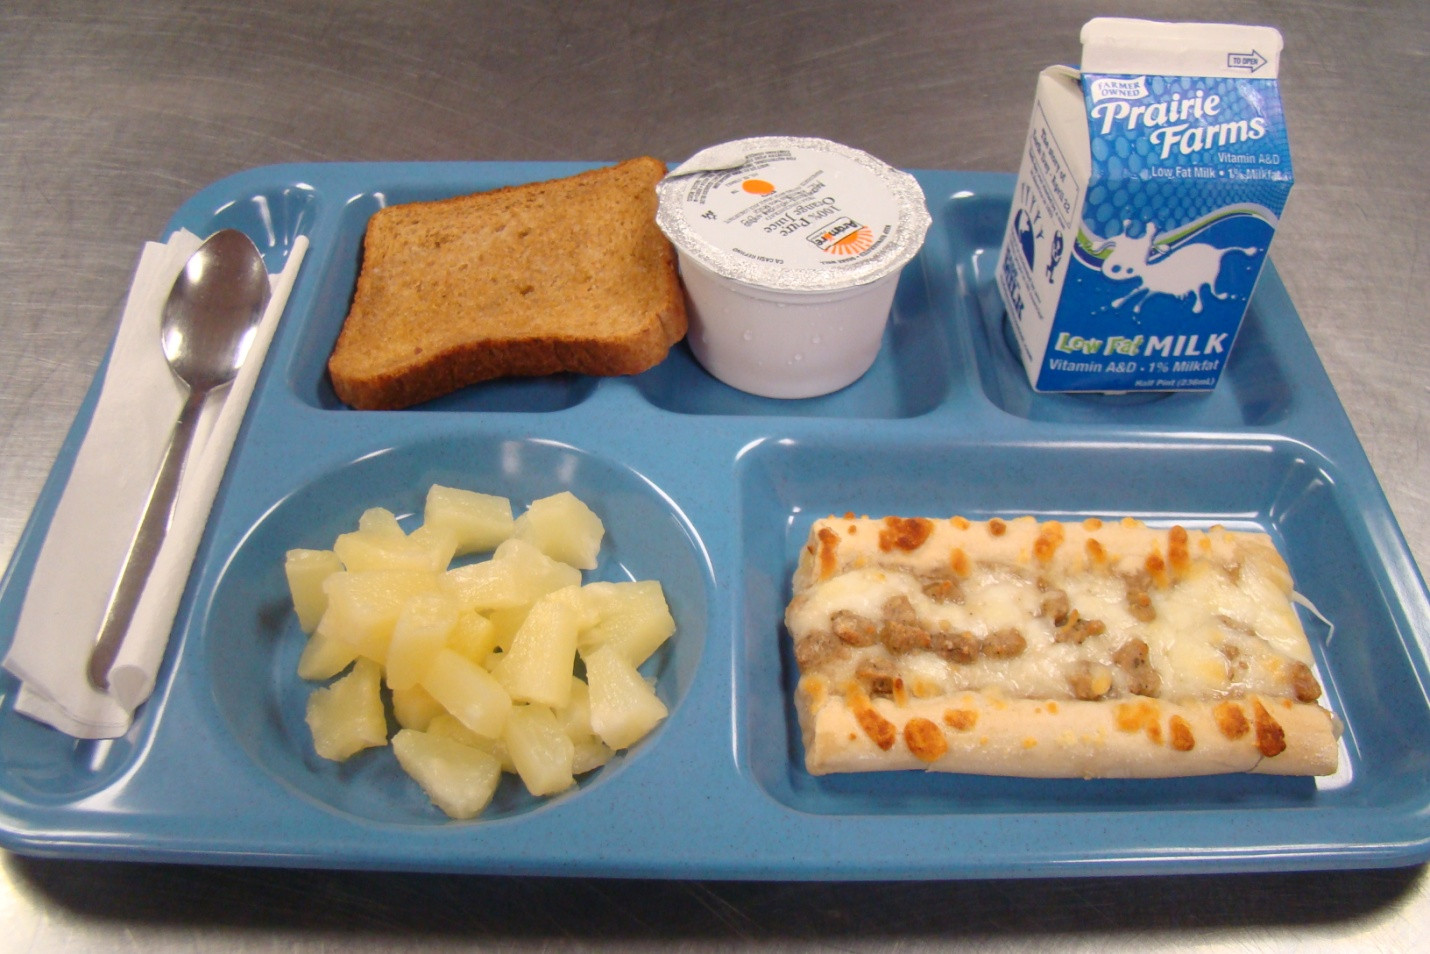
[[800, 676, 828, 709], [952, 516, 970, 531], [903, 717, 948, 763], [816, 526, 840, 581], [1086, 537, 1107, 563], [1287, 660, 1324, 703], [949, 547, 971, 577], [988, 517, 1007, 537], [1168, 715, 1196, 752], [1033, 521, 1065, 563], [1251, 698, 1288, 757], [1084, 517, 1104, 530], [1114, 699, 1164, 744], [943, 707, 979, 731], [1168, 525, 1190, 574], [853, 702, 898, 751], [1144, 551, 1169, 589], [1214, 701, 1250, 740], [879, 516, 934, 553], [892, 679, 910, 707]]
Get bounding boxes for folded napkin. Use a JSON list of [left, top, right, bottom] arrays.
[[3, 230, 309, 738]]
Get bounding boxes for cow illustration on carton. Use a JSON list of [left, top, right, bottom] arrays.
[[1092, 222, 1259, 315]]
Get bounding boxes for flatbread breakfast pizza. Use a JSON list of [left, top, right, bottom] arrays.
[[785, 513, 1341, 778]]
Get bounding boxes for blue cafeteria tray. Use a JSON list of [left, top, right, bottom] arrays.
[[1, 162, 1428, 879]]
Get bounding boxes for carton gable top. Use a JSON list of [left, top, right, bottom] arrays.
[[1081, 18, 1283, 79]]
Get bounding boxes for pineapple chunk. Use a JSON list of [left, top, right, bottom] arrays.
[[357, 506, 405, 537], [583, 644, 668, 750], [554, 676, 614, 774], [284, 548, 343, 633], [449, 611, 499, 666], [408, 523, 460, 562], [390, 683, 446, 731], [385, 592, 460, 690], [298, 616, 360, 681], [423, 485, 515, 556], [320, 569, 439, 664], [486, 605, 530, 654], [334, 521, 456, 574], [554, 676, 596, 739], [305, 658, 387, 761], [503, 704, 576, 796], [428, 713, 517, 773], [439, 537, 582, 612], [512, 491, 605, 570], [579, 580, 676, 667], [490, 586, 588, 708], [392, 728, 503, 820], [420, 648, 512, 739], [571, 737, 614, 775]]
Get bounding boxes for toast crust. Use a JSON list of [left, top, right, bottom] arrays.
[[328, 157, 687, 409]]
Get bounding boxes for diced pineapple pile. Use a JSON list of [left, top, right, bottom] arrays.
[[284, 485, 675, 820]]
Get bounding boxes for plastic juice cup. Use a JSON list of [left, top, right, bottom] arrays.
[[656, 136, 931, 399]]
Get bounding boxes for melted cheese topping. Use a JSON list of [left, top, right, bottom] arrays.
[[787, 516, 1318, 706]]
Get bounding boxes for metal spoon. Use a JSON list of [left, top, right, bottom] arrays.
[[87, 229, 271, 691]]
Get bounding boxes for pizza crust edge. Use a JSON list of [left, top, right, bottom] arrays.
[[796, 676, 1340, 777]]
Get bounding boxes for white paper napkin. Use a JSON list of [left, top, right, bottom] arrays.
[[3, 230, 308, 738]]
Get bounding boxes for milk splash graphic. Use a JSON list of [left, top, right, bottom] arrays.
[[997, 19, 1293, 392]]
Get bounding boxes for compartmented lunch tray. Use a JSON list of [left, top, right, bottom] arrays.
[[1, 162, 1428, 880]]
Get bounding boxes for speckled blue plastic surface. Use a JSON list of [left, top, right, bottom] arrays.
[[1, 163, 1428, 879]]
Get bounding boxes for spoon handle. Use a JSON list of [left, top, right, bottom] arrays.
[[87, 386, 209, 692]]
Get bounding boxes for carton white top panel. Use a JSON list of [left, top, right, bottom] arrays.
[[1081, 18, 1283, 79]]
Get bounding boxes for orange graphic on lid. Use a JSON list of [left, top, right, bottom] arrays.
[[825, 226, 874, 255], [809, 217, 875, 256], [742, 179, 776, 195]]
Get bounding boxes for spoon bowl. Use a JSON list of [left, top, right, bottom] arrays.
[[162, 229, 271, 390], [88, 229, 271, 693]]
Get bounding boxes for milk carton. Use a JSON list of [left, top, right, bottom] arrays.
[[997, 18, 1293, 392]]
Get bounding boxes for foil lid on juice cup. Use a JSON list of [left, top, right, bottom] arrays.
[[656, 136, 931, 294]]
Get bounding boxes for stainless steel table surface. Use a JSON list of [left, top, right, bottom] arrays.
[[1, 1, 1426, 950]]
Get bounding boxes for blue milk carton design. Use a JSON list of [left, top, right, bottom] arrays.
[[997, 19, 1293, 392]]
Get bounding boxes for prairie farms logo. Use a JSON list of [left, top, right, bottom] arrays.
[[808, 216, 873, 256]]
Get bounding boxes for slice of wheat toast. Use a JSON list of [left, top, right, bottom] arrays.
[[327, 156, 687, 409]]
